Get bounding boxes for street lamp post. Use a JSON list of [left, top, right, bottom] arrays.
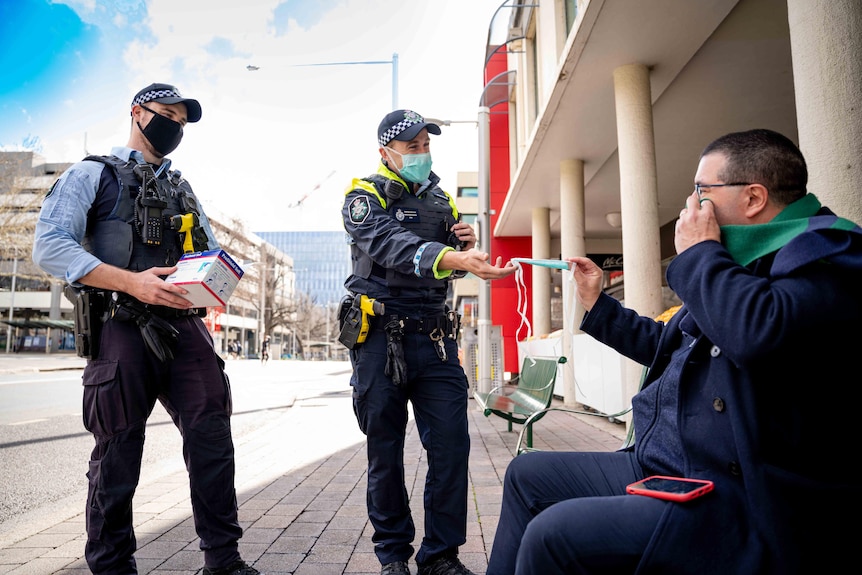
[[247, 53, 399, 110], [477, 107, 493, 394], [474, 70, 516, 393], [326, 302, 332, 361], [258, 246, 267, 353], [426, 116, 490, 392]]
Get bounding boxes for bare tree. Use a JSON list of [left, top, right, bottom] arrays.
[[290, 292, 337, 357], [208, 214, 259, 308], [256, 245, 336, 356], [0, 152, 62, 290]]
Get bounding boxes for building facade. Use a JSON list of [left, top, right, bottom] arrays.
[[481, 0, 862, 415], [255, 231, 351, 307]]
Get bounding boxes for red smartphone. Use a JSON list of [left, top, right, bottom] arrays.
[[626, 475, 714, 503]]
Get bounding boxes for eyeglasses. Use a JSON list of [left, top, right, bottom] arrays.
[[694, 182, 750, 201]]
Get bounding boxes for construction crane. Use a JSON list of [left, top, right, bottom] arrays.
[[287, 170, 337, 209]]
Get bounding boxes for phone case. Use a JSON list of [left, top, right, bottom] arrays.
[[626, 475, 714, 503]]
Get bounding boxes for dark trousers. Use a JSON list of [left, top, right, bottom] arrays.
[[350, 327, 470, 566], [82, 316, 242, 574], [486, 450, 668, 575]]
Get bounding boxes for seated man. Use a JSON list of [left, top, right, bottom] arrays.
[[486, 129, 862, 574]]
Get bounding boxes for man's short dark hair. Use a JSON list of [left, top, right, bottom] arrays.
[[701, 128, 808, 206]]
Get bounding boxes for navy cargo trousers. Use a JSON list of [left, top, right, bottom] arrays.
[[350, 324, 470, 566], [81, 315, 242, 574]]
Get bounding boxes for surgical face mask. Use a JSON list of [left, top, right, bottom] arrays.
[[386, 146, 433, 183], [138, 105, 183, 157]]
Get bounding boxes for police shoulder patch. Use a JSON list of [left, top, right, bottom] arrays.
[[349, 195, 371, 224], [45, 179, 59, 198]]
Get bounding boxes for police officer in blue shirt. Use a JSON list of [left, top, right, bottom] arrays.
[[342, 109, 516, 575], [32, 83, 261, 575]]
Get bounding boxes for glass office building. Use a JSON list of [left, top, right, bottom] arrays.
[[256, 231, 351, 306]]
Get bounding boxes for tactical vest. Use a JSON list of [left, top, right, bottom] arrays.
[[82, 155, 211, 272], [351, 174, 459, 289]]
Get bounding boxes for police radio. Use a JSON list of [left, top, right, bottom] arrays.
[[133, 163, 167, 245], [139, 194, 167, 245], [383, 179, 405, 202]]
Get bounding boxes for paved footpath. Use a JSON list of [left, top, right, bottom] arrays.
[[0, 353, 626, 575]]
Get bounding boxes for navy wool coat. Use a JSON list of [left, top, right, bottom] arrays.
[[581, 212, 862, 574]]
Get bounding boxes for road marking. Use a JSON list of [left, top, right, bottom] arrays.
[[8, 419, 49, 426], [0, 375, 83, 386]]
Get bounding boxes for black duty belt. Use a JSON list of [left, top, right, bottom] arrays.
[[102, 290, 205, 319], [382, 311, 461, 366]]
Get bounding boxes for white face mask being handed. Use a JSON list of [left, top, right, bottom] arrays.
[[385, 147, 433, 183]]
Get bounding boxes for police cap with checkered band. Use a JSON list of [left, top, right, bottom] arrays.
[[377, 109, 441, 147], [132, 83, 202, 123]]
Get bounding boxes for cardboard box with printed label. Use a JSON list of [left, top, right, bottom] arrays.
[[165, 250, 244, 308]]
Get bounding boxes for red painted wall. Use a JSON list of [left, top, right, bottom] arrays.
[[484, 47, 532, 374]]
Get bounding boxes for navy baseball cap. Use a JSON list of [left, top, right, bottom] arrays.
[[132, 83, 202, 123], [377, 109, 441, 147]]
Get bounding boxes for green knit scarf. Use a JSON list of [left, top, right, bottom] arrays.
[[720, 194, 857, 266]]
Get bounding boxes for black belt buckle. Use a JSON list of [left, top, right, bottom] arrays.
[[148, 305, 203, 319], [446, 309, 460, 339]]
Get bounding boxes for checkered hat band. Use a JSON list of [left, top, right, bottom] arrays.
[[133, 88, 182, 106], [379, 117, 423, 147]]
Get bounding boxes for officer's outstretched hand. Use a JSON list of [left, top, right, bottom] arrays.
[[440, 248, 517, 280]]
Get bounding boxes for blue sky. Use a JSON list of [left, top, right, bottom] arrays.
[[0, 0, 505, 231], [0, 0, 105, 150]]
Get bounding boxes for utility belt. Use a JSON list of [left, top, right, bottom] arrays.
[[379, 310, 461, 387], [388, 313, 459, 338], [337, 293, 460, 347], [67, 287, 202, 362], [338, 292, 461, 388], [343, 312, 457, 335], [94, 290, 205, 319]]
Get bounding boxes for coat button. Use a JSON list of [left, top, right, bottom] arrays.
[[728, 461, 741, 476], [712, 398, 725, 412], [710, 345, 721, 357]]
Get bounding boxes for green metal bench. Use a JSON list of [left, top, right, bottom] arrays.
[[473, 356, 567, 449], [511, 309, 678, 456], [513, 365, 649, 455]]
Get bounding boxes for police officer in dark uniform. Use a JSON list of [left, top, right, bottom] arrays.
[[32, 83, 261, 575], [342, 109, 516, 575]]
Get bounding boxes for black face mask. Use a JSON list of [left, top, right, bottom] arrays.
[[138, 105, 183, 157]]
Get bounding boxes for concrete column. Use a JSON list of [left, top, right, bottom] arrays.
[[787, 0, 862, 224], [49, 282, 63, 320], [560, 158, 585, 406], [613, 62, 663, 407], [531, 207, 552, 336], [49, 282, 63, 354]]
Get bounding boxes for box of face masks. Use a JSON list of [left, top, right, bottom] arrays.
[[165, 249, 244, 308]]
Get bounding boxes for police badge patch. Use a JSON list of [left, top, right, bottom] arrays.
[[349, 195, 371, 224]]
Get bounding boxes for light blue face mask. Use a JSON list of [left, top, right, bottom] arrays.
[[387, 147, 433, 183]]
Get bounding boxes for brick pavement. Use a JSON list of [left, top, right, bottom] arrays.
[[0, 354, 626, 575]]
